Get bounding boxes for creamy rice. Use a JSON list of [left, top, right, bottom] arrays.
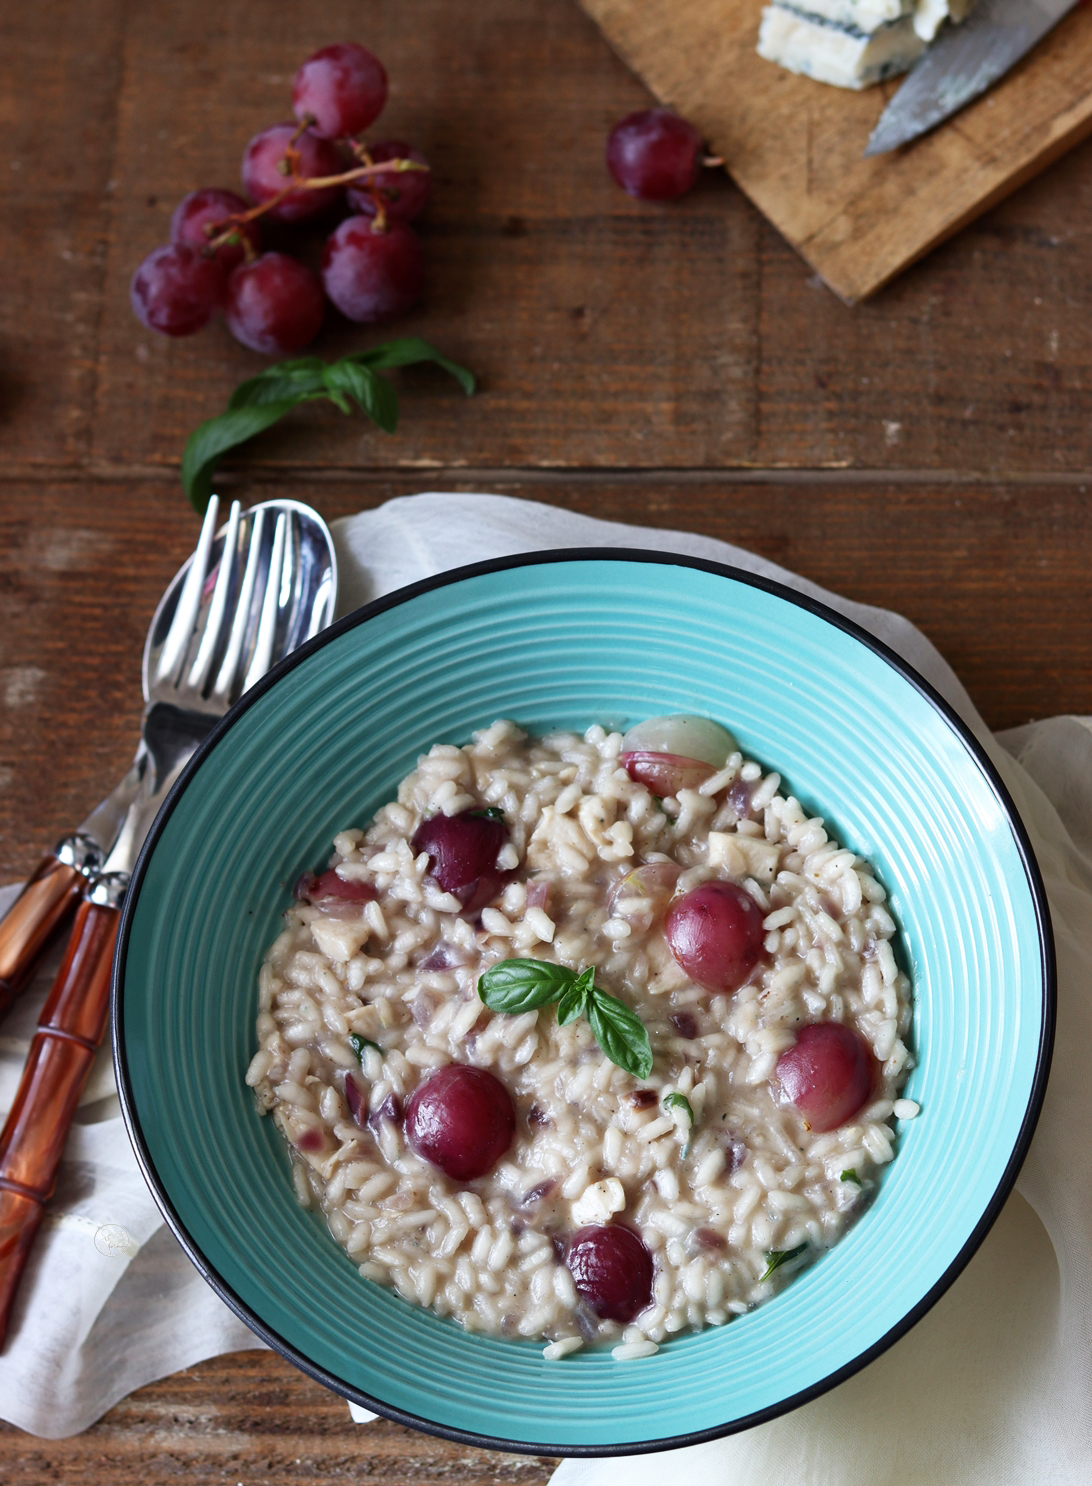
[[248, 719, 914, 1353]]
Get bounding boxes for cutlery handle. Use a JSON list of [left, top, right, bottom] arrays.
[[0, 897, 118, 1347], [0, 835, 106, 1017]]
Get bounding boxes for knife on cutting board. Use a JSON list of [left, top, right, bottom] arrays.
[[865, 0, 1085, 154]]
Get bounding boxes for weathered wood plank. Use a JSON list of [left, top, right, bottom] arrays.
[[0, 1349, 559, 1485], [0, 0, 126, 466], [2, 474, 1090, 885]]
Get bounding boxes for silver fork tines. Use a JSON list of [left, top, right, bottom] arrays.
[[155, 495, 221, 686], [212, 505, 266, 704], [243, 511, 288, 695], [186, 499, 242, 693]]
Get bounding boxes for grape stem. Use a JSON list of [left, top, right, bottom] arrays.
[[204, 150, 426, 252]]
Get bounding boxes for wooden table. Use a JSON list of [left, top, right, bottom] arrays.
[[1, 0, 1089, 1478]]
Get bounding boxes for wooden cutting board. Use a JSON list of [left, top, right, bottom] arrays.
[[579, 0, 1092, 300]]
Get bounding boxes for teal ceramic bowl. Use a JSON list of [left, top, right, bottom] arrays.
[[114, 551, 1053, 1456]]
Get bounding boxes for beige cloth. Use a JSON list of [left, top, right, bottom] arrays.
[[0, 495, 1085, 1481]]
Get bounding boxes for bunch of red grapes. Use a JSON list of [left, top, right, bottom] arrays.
[[130, 43, 432, 356]]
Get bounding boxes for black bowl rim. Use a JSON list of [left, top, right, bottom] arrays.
[[113, 545, 1056, 1458]]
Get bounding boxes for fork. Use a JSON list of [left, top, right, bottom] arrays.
[[0, 496, 299, 1344]]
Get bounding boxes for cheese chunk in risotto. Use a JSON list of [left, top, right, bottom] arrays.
[[249, 717, 914, 1352]]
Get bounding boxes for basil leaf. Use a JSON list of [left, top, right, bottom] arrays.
[[349, 1034, 383, 1062], [761, 1244, 808, 1281], [586, 988, 653, 1079], [840, 1169, 861, 1185], [663, 1091, 694, 1124], [469, 806, 506, 821], [352, 336, 477, 395], [228, 360, 326, 409], [557, 966, 595, 1026], [478, 958, 576, 1014], [323, 360, 400, 432], [181, 341, 475, 510], [182, 399, 300, 512]]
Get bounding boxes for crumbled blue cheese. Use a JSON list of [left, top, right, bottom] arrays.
[[757, 6, 925, 89], [912, 0, 975, 40]]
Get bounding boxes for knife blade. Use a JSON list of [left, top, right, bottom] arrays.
[[864, 0, 1083, 155]]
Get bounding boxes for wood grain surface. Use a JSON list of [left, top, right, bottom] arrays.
[[580, 0, 1092, 300], [1, 0, 1091, 1477]]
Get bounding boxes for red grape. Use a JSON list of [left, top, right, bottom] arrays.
[[565, 1225, 653, 1322], [411, 809, 510, 915], [241, 123, 344, 223], [305, 868, 377, 903], [606, 109, 704, 201], [130, 243, 225, 337], [169, 188, 260, 273], [224, 253, 324, 355], [620, 751, 716, 796], [621, 715, 734, 766], [292, 43, 388, 139], [775, 1023, 877, 1133], [347, 141, 432, 224], [664, 880, 765, 992], [321, 216, 425, 323], [404, 1064, 516, 1181]]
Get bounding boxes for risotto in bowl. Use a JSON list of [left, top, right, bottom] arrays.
[[114, 550, 1053, 1455]]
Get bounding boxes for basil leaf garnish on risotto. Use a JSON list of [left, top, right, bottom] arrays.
[[841, 1169, 862, 1185], [556, 966, 594, 1026], [478, 958, 653, 1077], [761, 1244, 809, 1281], [585, 990, 654, 1080], [478, 958, 578, 1013], [663, 1091, 694, 1124]]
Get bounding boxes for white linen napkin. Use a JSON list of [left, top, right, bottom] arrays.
[[1, 493, 1088, 1479]]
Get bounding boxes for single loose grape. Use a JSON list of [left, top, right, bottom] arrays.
[[565, 1225, 653, 1322], [169, 188, 261, 273], [130, 243, 225, 336], [347, 141, 432, 224], [664, 880, 765, 992], [606, 109, 704, 201], [404, 1065, 516, 1181], [224, 253, 324, 355], [321, 216, 425, 322], [241, 123, 344, 223], [293, 43, 388, 139], [776, 1023, 877, 1132]]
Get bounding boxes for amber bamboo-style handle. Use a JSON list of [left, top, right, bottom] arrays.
[[0, 856, 84, 1017], [0, 896, 118, 1347], [0, 832, 106, 1021]]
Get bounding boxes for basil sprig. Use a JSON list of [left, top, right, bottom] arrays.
[[761, 1243, 809, 1281], [478, 959, 653, 1079], [349, 1034, 383, 1063], [181, 338, 476, 511]]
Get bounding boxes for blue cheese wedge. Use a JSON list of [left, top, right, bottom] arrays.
[[757, 5, 925, 89]]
